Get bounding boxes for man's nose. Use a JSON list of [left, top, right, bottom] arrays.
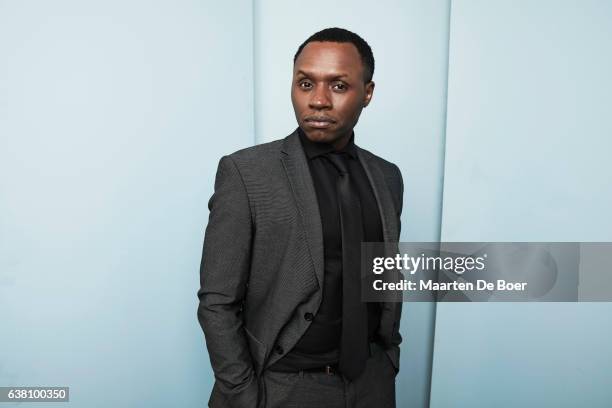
[[309, 84, 332, 110]]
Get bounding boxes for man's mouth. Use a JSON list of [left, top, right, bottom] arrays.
[[304, 116, 336, 129]]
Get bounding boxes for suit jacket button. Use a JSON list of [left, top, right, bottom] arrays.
[[304, 312, 314, 321], [275, 345, 284, 355]]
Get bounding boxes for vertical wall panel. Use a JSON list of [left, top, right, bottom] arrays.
[[0, 1, 253, 407], [432, 1, 612, 407], [253, 2, 451, 407]]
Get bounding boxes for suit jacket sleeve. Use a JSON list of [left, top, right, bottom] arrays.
[[388, 163, 405, 373], [394, 163, 404, 236], [197, 155, 258, 408]]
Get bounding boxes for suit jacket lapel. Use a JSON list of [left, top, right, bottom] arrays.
[[357, 147, 399, 243], [280, 131, 325, 288], [357, 146, 403, 322]]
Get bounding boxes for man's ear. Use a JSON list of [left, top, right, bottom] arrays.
[[363, 81, 375, 107]]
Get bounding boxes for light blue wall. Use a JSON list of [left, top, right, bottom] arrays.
[[0, 1, 253, 407], [431, 1, 612, 407], [3, 1, 610, 407], [253, 2, 450, 406]]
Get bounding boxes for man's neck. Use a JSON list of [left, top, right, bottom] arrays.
[[331, 132, 353, 151]]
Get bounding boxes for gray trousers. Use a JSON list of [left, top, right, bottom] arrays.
[[260, 343, 396, 408]]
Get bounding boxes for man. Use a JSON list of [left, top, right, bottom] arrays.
[[197, 27, 403, 408]]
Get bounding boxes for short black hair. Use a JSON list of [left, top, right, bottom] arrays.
[[293, 27, 375, 83]]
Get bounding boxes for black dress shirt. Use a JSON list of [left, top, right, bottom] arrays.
[[269, 128, 384, 371]]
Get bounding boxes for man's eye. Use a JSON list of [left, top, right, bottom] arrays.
[[332, 83, 347, 91], [299, 81, 312, 89]]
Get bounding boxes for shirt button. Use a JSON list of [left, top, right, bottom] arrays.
[[304, 312, 314, 321], [275, 345, 284, 355]]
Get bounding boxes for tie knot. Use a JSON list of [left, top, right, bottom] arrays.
[[326, 152, 350, 175]]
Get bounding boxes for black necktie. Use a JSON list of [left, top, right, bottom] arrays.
[[326, 152, 368, 381]]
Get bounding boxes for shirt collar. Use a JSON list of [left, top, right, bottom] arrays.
[[297, 127, 358, 160]]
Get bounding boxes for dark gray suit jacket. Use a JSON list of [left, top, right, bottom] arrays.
[[197, 130, 404, 408]]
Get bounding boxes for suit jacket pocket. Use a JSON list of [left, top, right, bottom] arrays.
[[244, 326, 267, 376]]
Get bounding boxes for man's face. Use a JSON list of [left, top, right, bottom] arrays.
[[291, 41, 374, 149]]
